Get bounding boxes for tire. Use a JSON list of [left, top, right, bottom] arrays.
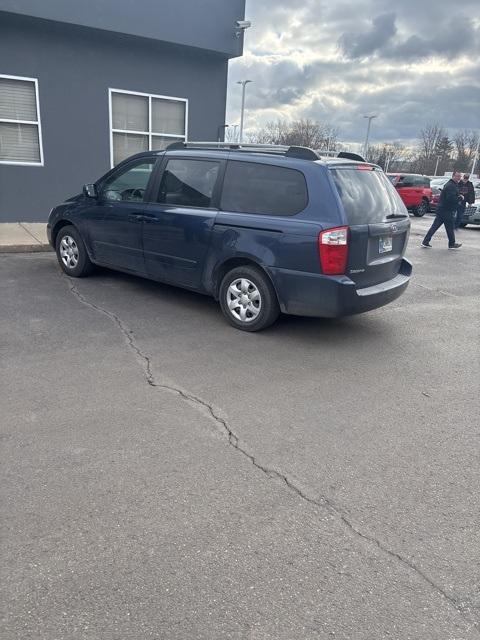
[[55, 225, 94, 277], [413, 199, 428, 217], [219, 265, 280, 332]]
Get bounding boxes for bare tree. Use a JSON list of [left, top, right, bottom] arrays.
[[364, 142, 407, 172], [249, 119, 339, 150], [224, 126, 238, 143], [417, 123, 449, 174], [247, 120, 291, 144], [454, 130, 480, 170]]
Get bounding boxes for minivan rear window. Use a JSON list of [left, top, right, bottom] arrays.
[[330, 167, 407, 224]]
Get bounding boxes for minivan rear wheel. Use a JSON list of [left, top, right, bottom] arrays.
[[219, 265, 279, 332]]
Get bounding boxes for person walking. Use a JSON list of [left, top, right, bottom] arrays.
[[455, 173, 475, 229], [422, 170, 463, 249]]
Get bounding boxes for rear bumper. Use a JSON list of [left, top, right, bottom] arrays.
[[267, 258, 412, 318]]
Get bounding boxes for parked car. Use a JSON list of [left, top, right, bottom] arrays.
[[430, 177, 450, 189], [387, 173, 432, 216], [429, 178, 450, 212], [48, 143, 412, 331], [462, 194, 480, 227], [429, 177, 479, 212]]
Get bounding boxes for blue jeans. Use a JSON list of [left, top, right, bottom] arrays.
[[455, 202, 466, 229], [423, 210, 456, 247]]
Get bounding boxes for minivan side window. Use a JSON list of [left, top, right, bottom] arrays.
[[221, 161, 308, 216], [100, 159, 156, 202], [157, 158, 220, 208]]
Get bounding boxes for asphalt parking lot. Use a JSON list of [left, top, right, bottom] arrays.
[[1, 218, 479, 639]]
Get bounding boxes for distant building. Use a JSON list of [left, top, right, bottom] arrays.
[[0, 0, 246, 221]]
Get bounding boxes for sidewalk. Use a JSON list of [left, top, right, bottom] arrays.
[[0, 223, 52, 253]]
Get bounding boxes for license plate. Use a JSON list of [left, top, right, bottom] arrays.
[[379, 236, 393, 253]]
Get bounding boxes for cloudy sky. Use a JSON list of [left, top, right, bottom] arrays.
[[226, 0, 480, 146]]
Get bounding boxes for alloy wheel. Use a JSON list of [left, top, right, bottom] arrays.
[[59, 235, 79, 269]]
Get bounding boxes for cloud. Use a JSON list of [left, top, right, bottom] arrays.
[[226, 0, 480, 144], [338, 13, 397, 59], [383, 19, 478, 60]]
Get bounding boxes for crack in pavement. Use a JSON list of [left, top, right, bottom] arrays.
[[412, 281, 460, 299], [66, 277, 479, 634]]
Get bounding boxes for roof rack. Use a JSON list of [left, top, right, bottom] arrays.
[[315, 149, 337, 157], [165, 141, 320, 161], [165, 142, 367, 163], [316, 150, 367, 163], [337, 151, 366, 162]]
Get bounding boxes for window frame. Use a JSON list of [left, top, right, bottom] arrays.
[[97, 155, 159, 203], [0, 74, 44, 166], [108, 88, 188, 168]]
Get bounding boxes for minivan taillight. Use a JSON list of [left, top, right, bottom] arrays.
[[318, 226, 349, 275]]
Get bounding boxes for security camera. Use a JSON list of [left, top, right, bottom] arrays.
[[235, 20, 251, 29]]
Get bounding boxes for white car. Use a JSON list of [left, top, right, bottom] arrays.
[[463, 196, 480, 227]]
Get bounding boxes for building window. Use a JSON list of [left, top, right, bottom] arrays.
[[0, 75, 44, 165], [109, 89, 187, 167]]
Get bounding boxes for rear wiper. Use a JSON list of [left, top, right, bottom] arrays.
[[386, 213, 408, 219]]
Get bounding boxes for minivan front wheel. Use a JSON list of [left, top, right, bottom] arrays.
[[55, 225, 94, 277], [219, 266, 279, 331]]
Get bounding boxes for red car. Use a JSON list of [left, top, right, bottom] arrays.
[[387, 173, 432, 217]]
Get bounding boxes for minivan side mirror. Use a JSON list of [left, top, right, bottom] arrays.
[[83, 183, 98, 198]]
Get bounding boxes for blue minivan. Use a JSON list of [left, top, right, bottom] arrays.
[[47, 143, 412, 331]]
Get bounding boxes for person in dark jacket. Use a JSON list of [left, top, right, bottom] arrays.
[[422, 170, 463, 249], [456, 173, 476, 228]]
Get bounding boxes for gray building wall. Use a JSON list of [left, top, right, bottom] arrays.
[[0, 0, 246, 57], [0, 11, 237, 222]]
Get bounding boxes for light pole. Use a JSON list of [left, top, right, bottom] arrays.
[[470, 135, 480, 177], [385, 148, 392, 173], [363, 115, 377, 160], [237, 80, 252, 143], [217, 124, 229, 142], [434, 155, 442, 176]]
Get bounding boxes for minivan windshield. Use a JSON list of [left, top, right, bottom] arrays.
[[330, 167, 408, 224]]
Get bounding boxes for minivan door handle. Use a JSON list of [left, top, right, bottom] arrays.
[[128, 213, 145, 223], [141, 212, 158, 224]]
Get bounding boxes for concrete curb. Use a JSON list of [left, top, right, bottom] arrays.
[[0, 244, 53, 254]]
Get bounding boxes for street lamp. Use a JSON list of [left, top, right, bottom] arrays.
[[237, 80, 252, 143], [217, 124, 229, 142], [470, 135, 480, 177], [434, 155, 442, 176], [363, 115, 377, 160], [385, 147, 393, 173]]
